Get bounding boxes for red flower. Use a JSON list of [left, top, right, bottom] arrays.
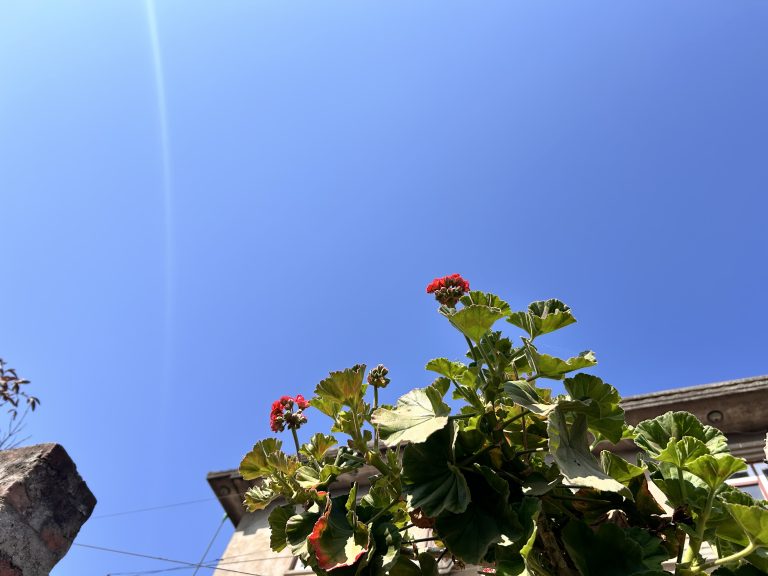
[[295, 394, 310, 410], [269, 394, 310, 433], [426, 274, 470, 307]]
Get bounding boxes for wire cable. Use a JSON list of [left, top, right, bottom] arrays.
[[191, 514, 228, 576], [75, 543, 265, 576], [92, 497, 219, 519]]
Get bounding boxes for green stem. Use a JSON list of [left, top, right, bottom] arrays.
[[464, 336, 489, 389], [370, 498, 401, 523], [458, 442, 499, 467], [702, 541, 758, 571], [687, 486, 718, 569], [448, 413, 478, 421], [350, 410, 366, 453], [498, 409, 530, 430], [373, 386, 380, 450], [291, 428, 301, 456], [402, 537, 439, 545]]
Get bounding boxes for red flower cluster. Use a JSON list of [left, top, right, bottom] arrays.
[[270, 394, 310, 433], [426, 274, 470, 307]]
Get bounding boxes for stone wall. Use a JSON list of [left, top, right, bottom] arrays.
[[0, 443, 96, 575]]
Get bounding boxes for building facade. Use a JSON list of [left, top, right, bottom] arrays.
[[207, 375, 768, 576]]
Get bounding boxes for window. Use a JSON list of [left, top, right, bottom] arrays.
[[727, 461, 768, 500]]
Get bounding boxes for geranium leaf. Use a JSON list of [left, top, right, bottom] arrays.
[[530, 349, 597, 380], [502, 380, 555, 415], [600, 451, 647, 485], [240, 438, 296, 479], [402, 425, 470, 516], [371, 522, 402, 572], [656, 437, 709, 468], [547, 409, 627, 494], [686, 453, 747, 489], [426, 358, 478, 389], [268, 505, 295, 552], [307, 496, 370, 571], [286, 505, 322, 559], [724, 503, 768, 547], [295, 464, 344, 489], [563, 373, 624, 443], [243, 483, 277, 512], [634, 411, 728, 458], [418, 553, 440, 576], [314, 365, 367, 409], [434, 503, 505, 565], [507, 299, 576, 339], [448, 305, 507, 343], [459, 290, 511, 314], [562, 522, 668, 576], [300, 433, 338, 462], [371, 387, 451, 446]]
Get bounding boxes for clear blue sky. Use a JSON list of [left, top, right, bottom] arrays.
[[2, 1, 767, 574]]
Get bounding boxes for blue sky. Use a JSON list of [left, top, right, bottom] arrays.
[[1, 1, 767, 574]]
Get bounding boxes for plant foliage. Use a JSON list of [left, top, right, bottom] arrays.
[[240, 277, 768, 576]]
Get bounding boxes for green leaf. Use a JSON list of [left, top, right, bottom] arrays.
[[434, 503, 505, 564], [295, 464, 344, 489], [656, 437, 709, 468], [425, 358, 478, 389], [268, 505, 294, 552], [428, 376, 451, 398], [547, 409, 627, 494], [307, 495, 370, 571], [448, 305, 507, 342], [713, 566, 767, 576], [646, 459, 710, 511], [495, 498, 542, 576], [402, 425, 470, 517], [724, 503, 768, 547], [388, 556, 423, 576], [371, 387, 451, 446], [507, 299, 576, 339], [314, 365, 367, 409], [562, 522, 668, 576], [286, 505, 322, 558], [530, 349, 597, 380], [633, 411, 728, 458], [563, 374, 625, 443], [300, 433, 338, 462], [240, 439, 296, 480], [502, 380, 555, 415], [243, 483, 277, 511], [460, 290, 512, 314], [686, 453, 747, 489], [417, 553, 440, 576], [600, 451, 647, 485], [371, 522, 402, 572]]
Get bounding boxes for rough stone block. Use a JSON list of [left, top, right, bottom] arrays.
[[0, 443, 96, 575]]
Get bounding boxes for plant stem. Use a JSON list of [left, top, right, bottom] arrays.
[[373, 386, 380, 450], [497, 409, 530, 430], [702, 541, 757, 571], [403, 537, 439, 544], [687, 486, 717, 569], [448, 413, 478, 421], [370, 498, 401, 523], [291, 428, 301, 455], [464, 336, 489, 389]]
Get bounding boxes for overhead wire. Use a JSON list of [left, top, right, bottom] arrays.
[[75, 543, 266, 576], [105, 553, 286, 576], [92, 497, 220, 519], [191, 514, 228, 576]]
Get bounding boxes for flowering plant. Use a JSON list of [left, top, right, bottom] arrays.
[[241, 278, 768, 576]]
